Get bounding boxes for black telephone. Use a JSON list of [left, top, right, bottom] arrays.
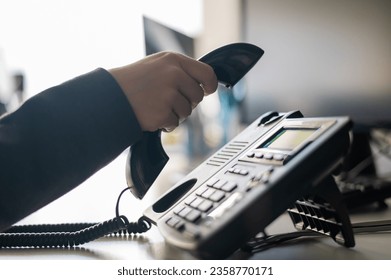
[[0, 43, 355, 259], [137, 111, 354, 258]]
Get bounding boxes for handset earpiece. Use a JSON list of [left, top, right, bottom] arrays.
[[198, 42, 264, 88], [126, 131, 169, 199], [126, 43, 264, 199]]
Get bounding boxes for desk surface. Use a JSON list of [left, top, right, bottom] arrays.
[[1, 152, 391, 260]]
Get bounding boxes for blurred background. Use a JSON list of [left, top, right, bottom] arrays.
[[1, 0, 391, 222]]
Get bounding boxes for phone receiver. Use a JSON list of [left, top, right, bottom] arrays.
[[126, 43, 264, 199], [198, 42, 264, 88]]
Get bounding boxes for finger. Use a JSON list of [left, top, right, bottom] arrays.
[[178, 55, 218, 94], [162, 110, 179, 132], [171, 91, 193, 122], [176, 71, 205, 107]]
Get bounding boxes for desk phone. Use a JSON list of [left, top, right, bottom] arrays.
[[140, 111, 353, 258], [0, 43, 355, 259]]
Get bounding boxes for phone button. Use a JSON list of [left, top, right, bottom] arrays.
[[197, 200, 213, 212], [209, 190, 225, 202], [254, 152, 264, 158], [184, 209, 202, 223], [166, 216, 185, 231], [200, 188, 216, 199], [189, 197, 204, 208], [213, 179, 227, 189], [206, 177, 219, 187], [264, 153, 273, 160], [228, 167, 249, 176], [176, 207, 192, 218], [221, 181, 237, 192], [273, 154, 285, 161]]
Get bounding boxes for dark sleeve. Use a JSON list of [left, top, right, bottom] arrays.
[[0, 68, 143, 231]]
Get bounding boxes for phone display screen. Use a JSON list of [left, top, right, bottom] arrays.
[[262, 128, 317, 151]]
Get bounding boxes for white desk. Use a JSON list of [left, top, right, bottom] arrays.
[[1, 152, 391, 260]]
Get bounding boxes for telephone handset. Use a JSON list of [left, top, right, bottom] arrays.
[[126, 43, 265, 199]]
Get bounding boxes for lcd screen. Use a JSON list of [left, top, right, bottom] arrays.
[[262, 128, 317, 151]]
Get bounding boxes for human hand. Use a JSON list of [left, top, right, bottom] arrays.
[[109, 52, 218, 132]]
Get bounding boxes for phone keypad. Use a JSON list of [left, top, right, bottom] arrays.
[[165, 177, 240, 235]]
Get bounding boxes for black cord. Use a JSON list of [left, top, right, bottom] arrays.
[[242, 230, 321, 253], [116, 187, 131, 220], [243, 219, 391, 254], [0, 187, 151, 248]]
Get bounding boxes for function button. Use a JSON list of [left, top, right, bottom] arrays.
[[184, 209, 202, 223], [264, 153, 274, 160], [221, 181, 237, 192], [189, 197, 204, 209], [228, 167, 250, 176], [206, 177, 219, 187], [184, 195, 196, 206], [239, 169, 249, 176], [197, 200, 214, 213], [166, 216, 185, 231], [209, 190, 225, 202], [195, 185, 208, 196], [200, 188, 216, 199], [273, 154, 285, 161], [246, 152, 255, 158], [255, 152, 264, 159], [176, 207, 192, 218], [173, 205, 185, 215], [213, 179, 227, 189]]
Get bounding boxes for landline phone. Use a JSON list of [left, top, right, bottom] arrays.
[[0, 43, 356, 259]]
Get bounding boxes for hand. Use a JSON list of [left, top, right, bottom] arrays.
[[109, 52, 218, 132]]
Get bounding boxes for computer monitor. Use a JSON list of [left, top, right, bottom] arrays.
[[143, 15, 194, 58], [241, 0, 391, 130]]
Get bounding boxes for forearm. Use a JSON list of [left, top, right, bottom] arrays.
[[0, 68, 142, 231]]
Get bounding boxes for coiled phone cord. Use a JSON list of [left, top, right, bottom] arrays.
[[0, 187, 151, 248]]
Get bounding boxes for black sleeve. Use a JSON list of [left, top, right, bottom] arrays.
[[0, 68, 143, 231]]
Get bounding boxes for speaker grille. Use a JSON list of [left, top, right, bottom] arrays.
[[206, 141, 249, 167]]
